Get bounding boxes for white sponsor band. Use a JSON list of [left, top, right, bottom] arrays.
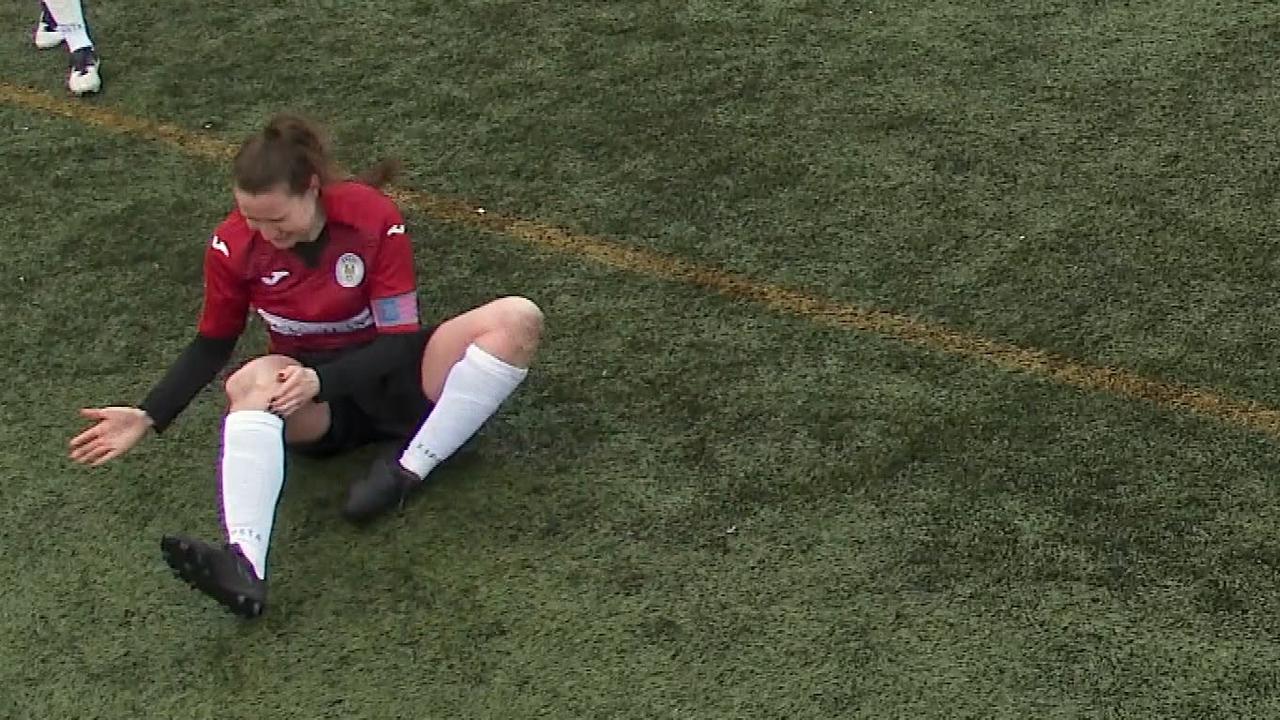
[[256, 307, 373, 336]]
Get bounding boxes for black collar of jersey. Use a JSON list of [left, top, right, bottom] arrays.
[[291, 227, 330, 268]]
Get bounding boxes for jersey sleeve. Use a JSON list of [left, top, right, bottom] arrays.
[[366, 207, 421, 334], [196, 232, 251, 339]]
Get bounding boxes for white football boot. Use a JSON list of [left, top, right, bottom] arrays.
[[68, 46, 101, 95]]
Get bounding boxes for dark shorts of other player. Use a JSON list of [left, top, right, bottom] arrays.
[[285, 326, 437, 458]]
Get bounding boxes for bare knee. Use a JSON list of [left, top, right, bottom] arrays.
[[494, 296, 544, 351], [429, 297, 545, 377], [225, 355, 298, 411]]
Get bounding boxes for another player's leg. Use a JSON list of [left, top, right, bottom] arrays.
[[43, 0, 100, 94], [343, 296, 544, 521], [33, 3, 62, 49], [162, 355, 330, 618]]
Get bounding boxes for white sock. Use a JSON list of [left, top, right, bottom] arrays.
[[220, 410, 285, 579], [399, 344, 528, 478], [43, 0, 92, 51]]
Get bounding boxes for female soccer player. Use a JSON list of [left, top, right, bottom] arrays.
[[69, 114, 544, 618], [34, 1, 101, 95]]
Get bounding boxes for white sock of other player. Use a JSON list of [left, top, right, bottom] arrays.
[[43, 0, 92, 51], [220, 410, 285, 580], [398, 344, 528, 479]]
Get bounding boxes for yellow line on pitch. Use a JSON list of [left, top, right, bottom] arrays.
[[4, 81, 1279, 439]]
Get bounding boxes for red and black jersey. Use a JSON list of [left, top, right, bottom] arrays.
[[138, 181, 427, 433], [197, 181, 420, 354]]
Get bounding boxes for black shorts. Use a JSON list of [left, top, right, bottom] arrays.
[[287, 326, 436, 458]]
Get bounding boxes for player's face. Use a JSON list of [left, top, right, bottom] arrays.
[[235, 181, 321, 250]]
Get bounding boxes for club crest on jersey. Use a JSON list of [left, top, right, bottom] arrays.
[[335, 252, 365, 288]]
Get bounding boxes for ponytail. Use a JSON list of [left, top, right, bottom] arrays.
[[233, 114, 401, 194], [354, 157, 401, 189]]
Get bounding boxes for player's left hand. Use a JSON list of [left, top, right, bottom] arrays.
[[269, 365, 320, 417]]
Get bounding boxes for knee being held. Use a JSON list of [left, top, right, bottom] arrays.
[[225, 356, 294, 406]]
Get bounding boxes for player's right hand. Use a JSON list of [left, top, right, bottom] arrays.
[[69, 407, 154, 467]]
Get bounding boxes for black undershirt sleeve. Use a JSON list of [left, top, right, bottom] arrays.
[[139, 327, 419, 429], [313, 332, 421, 402], [138, 333, 238, 433]]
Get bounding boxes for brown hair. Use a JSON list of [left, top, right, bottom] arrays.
[[232, 113, 400, 194]]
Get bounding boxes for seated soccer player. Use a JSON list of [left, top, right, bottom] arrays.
[[69, 114, 544, 618]]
